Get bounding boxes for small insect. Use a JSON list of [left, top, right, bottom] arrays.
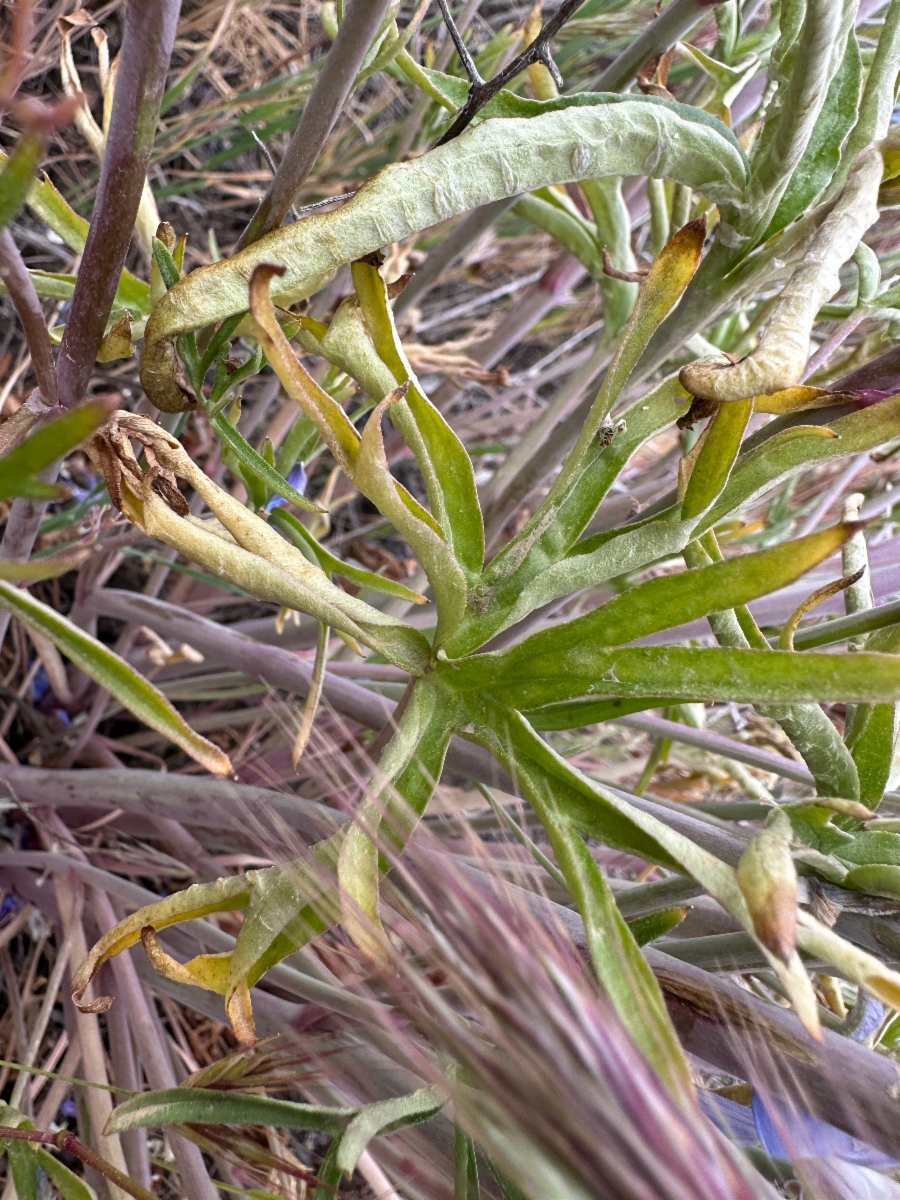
[[596, 417, 627, 447]]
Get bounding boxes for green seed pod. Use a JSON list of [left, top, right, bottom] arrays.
[[737, 809, 798, 964]]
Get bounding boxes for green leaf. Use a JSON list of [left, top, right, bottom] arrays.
[[763, 29, 861, 239], [197, 312, 247, 379], [335, 1086, 445, 1176], [356, 390, 469, 644], [0, 150, 148, 312], [269, 508, 427, 604], [523, 778, 694, 1101], [0, 542, 93, 583], [0, 581, 232, 776], [461, 376, 692, 655], [151, 236, 181, 290], [5, 1143, 41, 1200], [846, 625, 900, 807], [0, 269, 147, 315], [275, 410, 319, 479], [836, 831, 900, 867], [680, 398, 753, 520], [843, 864, 900, 900], [475, 517, 699, 649], [313, 1136, 345, 1200], [449, 370, 697, 655], [224, 682, 455, 1023], [475, 523, 855, 674], [0, 399, 113, 501], [351, 259, 484, 578], [741, 0, 857, 241], [513, 193, 606, 280], [464, 701, 821, 1034], [498, 221, 706, 580], [627, 906, 689, 946], [34, 1148, 98, 1200], [141, 101, 747, 412], [0, 1103, 42, 1200], [399, 65, 752, 156], [211, 413, 323, 513], [107, 1088, 357, 1135], [454, 1127, 480, 1200], [527, 696, 679, 731], [702, 395, 900, 533], [458, 645, 900, 712], [0, 135, 43, 234]]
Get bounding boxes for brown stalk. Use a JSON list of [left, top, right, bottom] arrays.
[[0, 1126, 157, 1200]]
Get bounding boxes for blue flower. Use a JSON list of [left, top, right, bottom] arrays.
[[265, 463, 307, 512]]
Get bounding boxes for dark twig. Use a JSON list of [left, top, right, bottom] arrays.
[[56, 0, 179, 409], [435, 0, 484, 85], [250, 129, 301, 221], [237, 0, 396, 249], [0, 1127, 157, 1200], [435, 0, 586, 145], [0, 229, 57, 406]]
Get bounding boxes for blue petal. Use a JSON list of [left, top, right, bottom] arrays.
[[752, 1092, 899, 1171]]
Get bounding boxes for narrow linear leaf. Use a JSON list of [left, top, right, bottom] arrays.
[[481, 523, 857, 673], [351, 258, 484, 577], [269, 507, 427, 603], [463, 645, 900, 711], [0, 581, 232, 776], [0, 398, 114, 501], [356, 389, 468, 643], [336, 1087, 445, 1176], [107, 1088, 356, 1136], [0, 135, 44, 234], [680, 398, 753, 520], [211, 413, 324, 513], [0, 542, 93, 583]]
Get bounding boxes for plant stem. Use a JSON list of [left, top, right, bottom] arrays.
[[56, 0, 179, 409], [237, 0, 395, 249], [436, 0, 586, 144], [0, 1128, 157, 1200], [591, 0, 720, 91], [0, 229, 57, 406]]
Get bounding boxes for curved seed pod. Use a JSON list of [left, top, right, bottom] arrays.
[[139, 101, 747, 411], [680, 147, 882, 401]]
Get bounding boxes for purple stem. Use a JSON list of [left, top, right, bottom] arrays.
[[0, 1, 179, 652], [802, 310, 868, 381], [56, 0, 179, 409], [237, 0, 395, 249], [0, 229, 57, 406], [591, 0, 720, 91], [833, 341, 900, 396]]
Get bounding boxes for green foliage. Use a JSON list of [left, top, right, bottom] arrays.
[[0, 399, 111, 501], [10, 3, 900, 1193]]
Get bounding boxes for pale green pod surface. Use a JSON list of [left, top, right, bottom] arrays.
[[140, 102, 747, 411], [736, 811, 798, 964]]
